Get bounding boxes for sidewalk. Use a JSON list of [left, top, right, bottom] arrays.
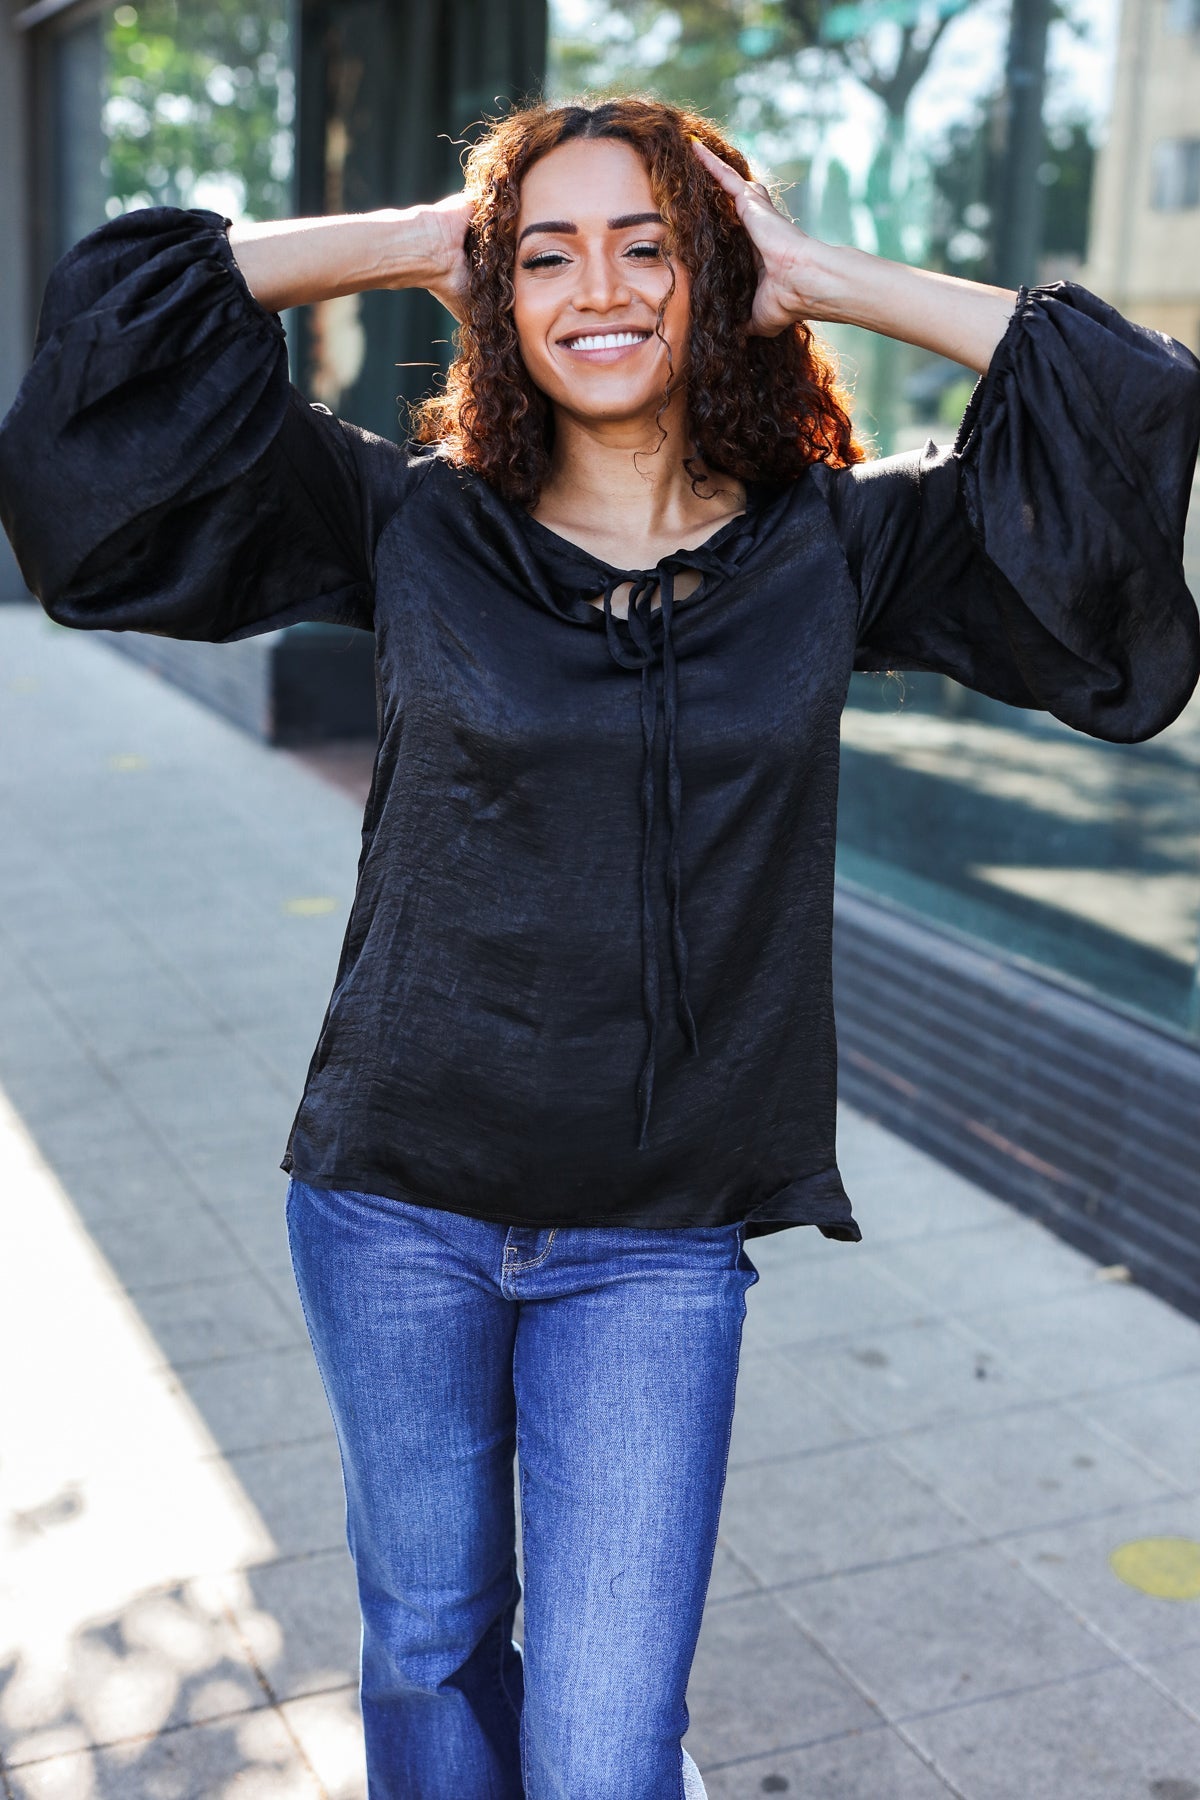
[[2, 603, 1200, 1800]]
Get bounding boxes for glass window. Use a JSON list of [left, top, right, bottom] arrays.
[[1151, 138, 1200, 210], [1165, 0, 1200, 34], [548, 0, 1200, 1041], [45, 0, 296, 264]]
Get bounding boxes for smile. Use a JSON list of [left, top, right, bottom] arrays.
[[560, 329, 653, 352]]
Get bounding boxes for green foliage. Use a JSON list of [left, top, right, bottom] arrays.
[[817, 156, 855, 243], [924, 98, 1095, 281], [1038, 117, 1095, 261], [102, 0, 294, 221], [549, 0, 778, 120], [936, 372, 975, 423]]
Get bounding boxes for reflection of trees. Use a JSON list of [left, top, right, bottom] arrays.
[[550, 0, 993, 446], [551, 0, 974, 130], [926, 101, 1095, 283], [102, 0, 294, 221], [787, 0, 987, 444], [837, 701, 1200, 1025]]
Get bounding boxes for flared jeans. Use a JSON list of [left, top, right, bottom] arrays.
[[284, 1176, 760, 1799]]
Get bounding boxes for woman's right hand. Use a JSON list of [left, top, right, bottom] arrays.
[[412, 193, 476, 323]]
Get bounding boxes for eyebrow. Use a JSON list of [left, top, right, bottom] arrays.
[[516, 211, 665, 246]]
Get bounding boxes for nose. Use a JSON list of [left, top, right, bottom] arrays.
[[568, 246, 633, 317]]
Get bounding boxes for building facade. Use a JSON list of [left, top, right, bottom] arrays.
[[1081, 0, 1200, 351]]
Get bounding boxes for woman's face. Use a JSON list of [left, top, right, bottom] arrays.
[[510, 136, 690, 429]]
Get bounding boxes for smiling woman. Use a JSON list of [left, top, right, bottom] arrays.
[[1, 88, 1198, 1800], [513, 136, 734, 575], [412, 98, 865, 529]]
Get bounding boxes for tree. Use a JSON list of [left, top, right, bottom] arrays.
[[925, 97, 1095, 283], [102, 0, 295, 222], [549, 0, 991, 446]]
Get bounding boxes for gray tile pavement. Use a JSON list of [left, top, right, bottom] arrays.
[[1142, 1641, 1200, 1717], [963, 1284, 1200, 1398], [718, 1437, 980, 1587], [682, 1592, 880, 1766], [898, 1664, 1200, 1800], [130, 1269, 308, 1366], [1069, 1372, 1200, 1491], [156, 1345, 336, 1459], [4, 1705, 323, 1800], [882, 1401, 1180, 1534], [0, 1578, 271, 1771], [701, 1726, 958, 1800], [230, 1552, 364, 1703], [999, 1496, 1200, 1661], [771, 1540, 1122, 1718], [3, 607, 1200, 1797], [774, 1313, 1044, 1435]]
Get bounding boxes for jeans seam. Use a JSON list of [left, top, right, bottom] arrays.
[[516, 1429, 531, 1797], [495, 1568, 523, 1727], [284, 1180, 360, 1566], [710, 1227, 752, 1556], [504, 1226, 558, 1273], [675, 1226, 751, 1800], [492, 1529, 523, 1733]]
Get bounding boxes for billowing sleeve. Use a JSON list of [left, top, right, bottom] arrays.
[[814, 279, 1200, 743], [0, 204, 423, 641]]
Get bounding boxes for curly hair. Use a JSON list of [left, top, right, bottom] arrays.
[[410, 96, 868, 503]]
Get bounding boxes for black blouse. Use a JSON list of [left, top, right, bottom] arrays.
[[2, 205, 1198, 1243]]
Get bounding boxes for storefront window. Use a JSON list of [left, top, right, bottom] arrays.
[[549, 0, 1200, 1039], [45, 0, 296, 263]]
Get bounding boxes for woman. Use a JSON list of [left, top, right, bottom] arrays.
[[1, 95, 1198, 1800]]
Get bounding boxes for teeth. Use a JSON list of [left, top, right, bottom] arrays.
[[566, 331, 649, 350]]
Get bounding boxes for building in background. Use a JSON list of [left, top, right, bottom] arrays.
[[1081, 0, 1200, 350]]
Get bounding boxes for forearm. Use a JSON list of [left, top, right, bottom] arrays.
[[226, 206, 445, 312], [802, 241, 1020, 376]]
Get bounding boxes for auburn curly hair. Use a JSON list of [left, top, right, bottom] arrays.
[[410, 96, 867, 503]]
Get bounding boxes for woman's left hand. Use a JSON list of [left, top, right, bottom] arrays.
[[691, 136, 1021, 370], [690, 138, 824, 337]]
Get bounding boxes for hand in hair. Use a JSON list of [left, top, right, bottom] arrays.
[[417, 192, 477, 323], [690, 135, 1018, 371], [689, 138, 816, 338]]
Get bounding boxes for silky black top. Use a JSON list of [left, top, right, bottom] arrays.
[[2, 205, 1198, 1242]]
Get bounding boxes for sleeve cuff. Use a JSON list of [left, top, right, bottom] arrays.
[[191, 206, 288, 345]]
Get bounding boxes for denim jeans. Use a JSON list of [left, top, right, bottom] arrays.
[[284, 1176, 760, 1800]]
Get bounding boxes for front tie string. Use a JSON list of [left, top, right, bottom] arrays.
[[600, 566, 702, 1150]]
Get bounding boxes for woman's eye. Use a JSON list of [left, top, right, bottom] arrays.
[[517, 240, 664, 270]]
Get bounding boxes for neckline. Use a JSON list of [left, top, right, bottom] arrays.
[[493, 471, 790, 632], [517, 482, 767, 582]]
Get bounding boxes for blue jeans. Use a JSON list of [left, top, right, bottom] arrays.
[[284, 1177, 760, 1800]]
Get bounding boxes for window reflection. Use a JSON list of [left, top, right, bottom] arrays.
[[1165, 0, 1200, 33], [1152, 138, 1200, 211], [49, 0, 295, 264], [549, 0, 1200, 1038]]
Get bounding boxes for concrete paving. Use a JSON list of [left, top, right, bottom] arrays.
[[2, 603, 1200, 1799]]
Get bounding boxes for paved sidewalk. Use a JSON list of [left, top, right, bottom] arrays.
[[2, 604, 1200, 1800]]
